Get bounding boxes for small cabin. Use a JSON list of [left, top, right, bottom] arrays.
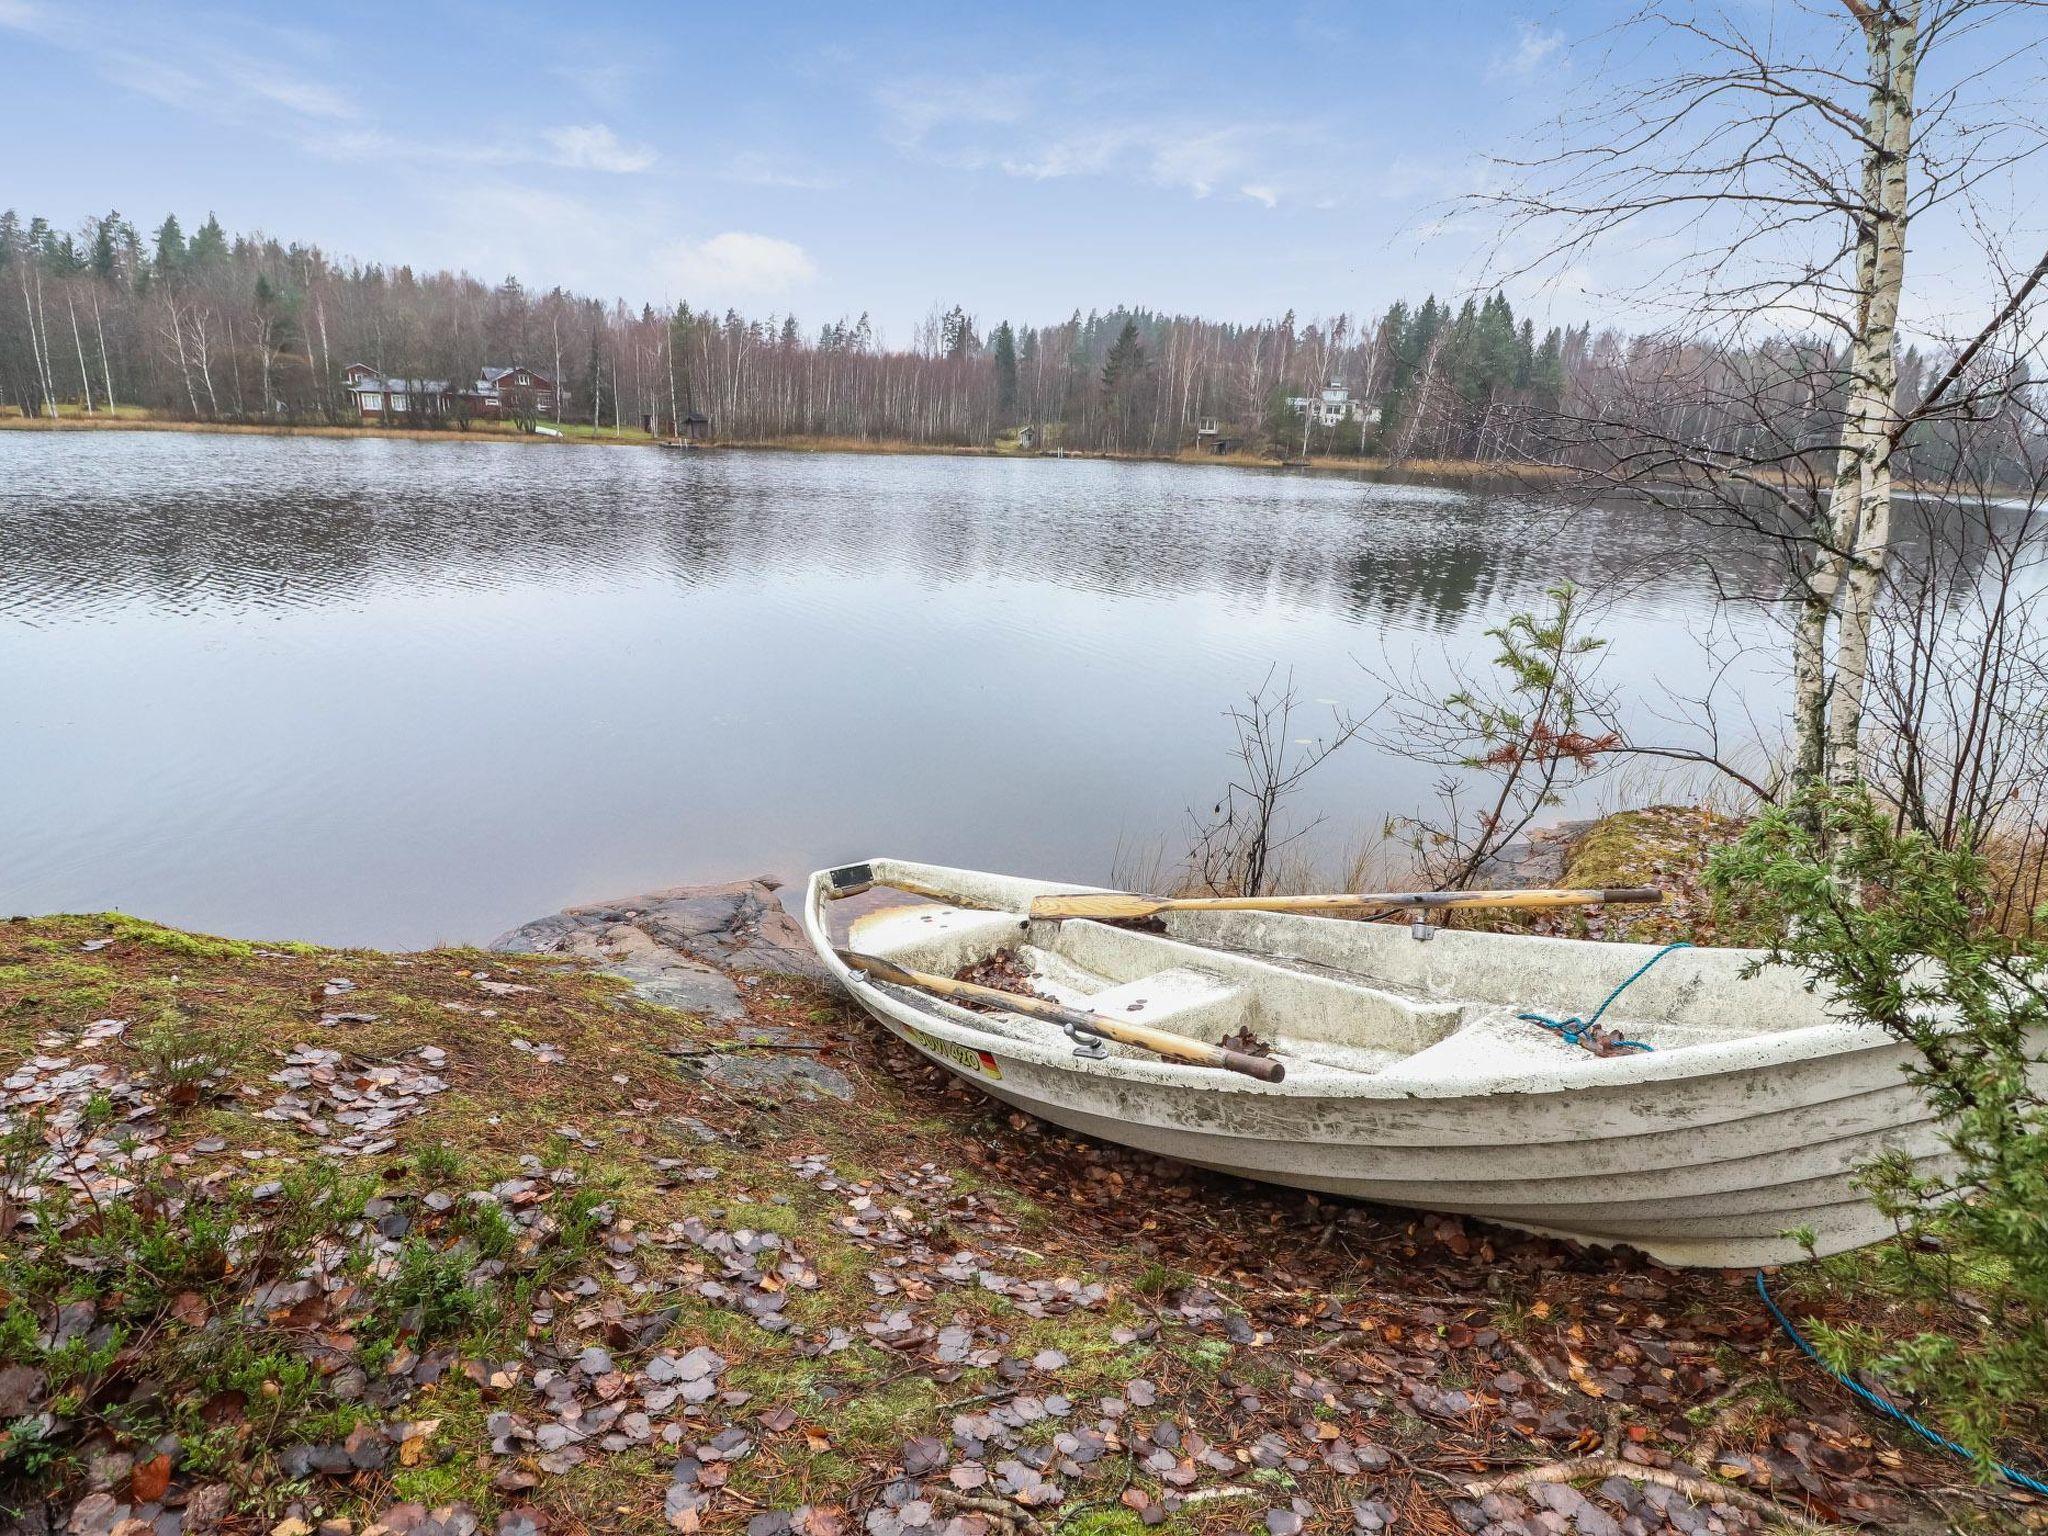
[[645, 410, 711, 441]]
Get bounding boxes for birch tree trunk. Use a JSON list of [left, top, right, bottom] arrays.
[[31, 265, 58, 416], [1778, 0, 1920, 825], [196, 317, 220, 417], [18, 266, 51, 417], [314, 295, 334, 421], [90, 288, 115, 410], [160, 293, 201, 417], [66, 293, 94, 413], [1825, 0, 1918, 797]]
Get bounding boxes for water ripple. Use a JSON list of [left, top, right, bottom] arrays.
[[0, 430, 1790, 947]]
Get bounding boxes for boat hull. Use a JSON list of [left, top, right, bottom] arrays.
[[805, 861, 1955, 1268]]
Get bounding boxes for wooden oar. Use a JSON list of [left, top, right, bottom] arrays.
[[1027, 885, 1667, 922], [836, 948, 1286, 1084]]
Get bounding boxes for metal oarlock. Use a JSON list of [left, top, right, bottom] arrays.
[[1063, 1022, 1109, 1059], [1408, 907, 1436, 941]]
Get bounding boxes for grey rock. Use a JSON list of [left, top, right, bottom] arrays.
[[1475, 818, 1598, 889], [495, 876, 851, 1092], [700, 1054, 854, 1102], [491, 878, 828, 984], [612, 962, 745, 1022]]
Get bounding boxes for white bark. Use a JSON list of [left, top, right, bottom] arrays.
[[17, 265, 51, 416], [31, 264, 58, 416], [190, 308, 220, 417], [160, 295, 201, 417], [314, 294, 333, 419], [90, 288, 115, 409], [66, 292, 93, 413], [1826, 1, 1918, 796]]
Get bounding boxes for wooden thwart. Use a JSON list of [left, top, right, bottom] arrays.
[[836, 948, 1287, 1083], [1025, 885, 1667, 923]]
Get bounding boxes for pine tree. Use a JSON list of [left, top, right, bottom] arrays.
[[188, 214, 228, 271], [1100, 318, 1148, 447], [92, 215, 120, 282], [991, 321, 1017, 417], [941, 305, 976, 361], [153, 214, 186, 275]]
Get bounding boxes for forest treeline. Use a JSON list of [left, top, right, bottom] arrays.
[[1, 208, 2036, 476]]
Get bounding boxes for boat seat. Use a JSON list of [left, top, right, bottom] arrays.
[[849, 903, 1028, 976], [1080, 967, 1247, 1042], [1382, 1007, 1593, 1080]]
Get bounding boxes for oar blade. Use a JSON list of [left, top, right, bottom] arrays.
[[1028, 891, 1166, 921]]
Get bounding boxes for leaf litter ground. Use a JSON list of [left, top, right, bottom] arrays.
[[0, 913, 2037, 1536]]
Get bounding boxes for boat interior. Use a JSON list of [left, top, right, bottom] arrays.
[[826, 863, 1837, 1085]]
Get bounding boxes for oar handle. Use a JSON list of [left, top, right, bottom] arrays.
[[836, 949, 1285, 1083], [1207, 1043, 1288, 1082]]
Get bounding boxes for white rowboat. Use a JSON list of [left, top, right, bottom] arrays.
[[804, 858, 1949, 1268]]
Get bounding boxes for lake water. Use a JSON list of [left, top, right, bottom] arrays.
[[0, 431, 1783, 947]]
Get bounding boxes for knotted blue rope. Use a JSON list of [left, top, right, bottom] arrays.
[[1755, 1269, 2048, 1498], [1516, 940, 1692, 1054]]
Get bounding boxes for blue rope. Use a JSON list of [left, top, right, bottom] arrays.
[[1517, 940, 1691, 1054], [1755, 1270, 2048, 1498]]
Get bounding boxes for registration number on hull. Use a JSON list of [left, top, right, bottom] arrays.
[[895, 1022, 1003, 1080]]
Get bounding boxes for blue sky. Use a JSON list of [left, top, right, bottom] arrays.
[[3, 2, 2041, 342], [0, 0, 1593, 338]]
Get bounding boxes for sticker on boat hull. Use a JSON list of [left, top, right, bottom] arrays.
[[897, 1022, 1002, 1080]]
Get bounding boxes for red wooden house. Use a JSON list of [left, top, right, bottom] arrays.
[[343, 363, 561, 420]]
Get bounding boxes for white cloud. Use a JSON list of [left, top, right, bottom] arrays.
[[317, 121, 656, 176], [719, 150, 840, 191], [1488, 22, 1564, 81], [876, 75, 1031, 152], [878, 69, 1328, 206], [998, 121, 1282, 200], [6, 4, 656, 179], [430, 188, 817, 306], [552, 60, 645, 108], [218, 54, 353, 119], [659, 232, 817, 299], [543, 124, 656, 174]]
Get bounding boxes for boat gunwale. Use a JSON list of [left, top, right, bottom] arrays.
[[804, 860, 1902, 1102]]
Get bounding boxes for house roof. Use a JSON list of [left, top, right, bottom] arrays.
[[346, 375, 450, 393], [344, 364, 554, 394]]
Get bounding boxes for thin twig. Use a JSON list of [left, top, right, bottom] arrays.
[[1465, 1454, 1831, 1531]]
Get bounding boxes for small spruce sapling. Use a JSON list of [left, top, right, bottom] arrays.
[[1708, 790, 2048, 1472]]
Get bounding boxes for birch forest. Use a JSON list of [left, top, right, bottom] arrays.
[[1, 205, 2040, 482]]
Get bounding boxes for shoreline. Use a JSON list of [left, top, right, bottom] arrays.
[[0, 410, 1559, 481]]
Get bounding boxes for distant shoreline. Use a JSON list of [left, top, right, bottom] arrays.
[[0, 411, 1561, 483]]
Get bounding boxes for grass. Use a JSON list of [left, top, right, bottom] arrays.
[[2, 910, 1205, 1528], [0, 908, 2008, 1534]]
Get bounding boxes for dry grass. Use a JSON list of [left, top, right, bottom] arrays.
[[0, 414, 628, 447], [2, 412, 1560, 483]]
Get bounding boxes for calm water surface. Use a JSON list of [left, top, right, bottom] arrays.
[[0, 432, 1781, 946]]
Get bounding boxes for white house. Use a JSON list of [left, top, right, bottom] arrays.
[[1286, 379, 1380, 429]]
